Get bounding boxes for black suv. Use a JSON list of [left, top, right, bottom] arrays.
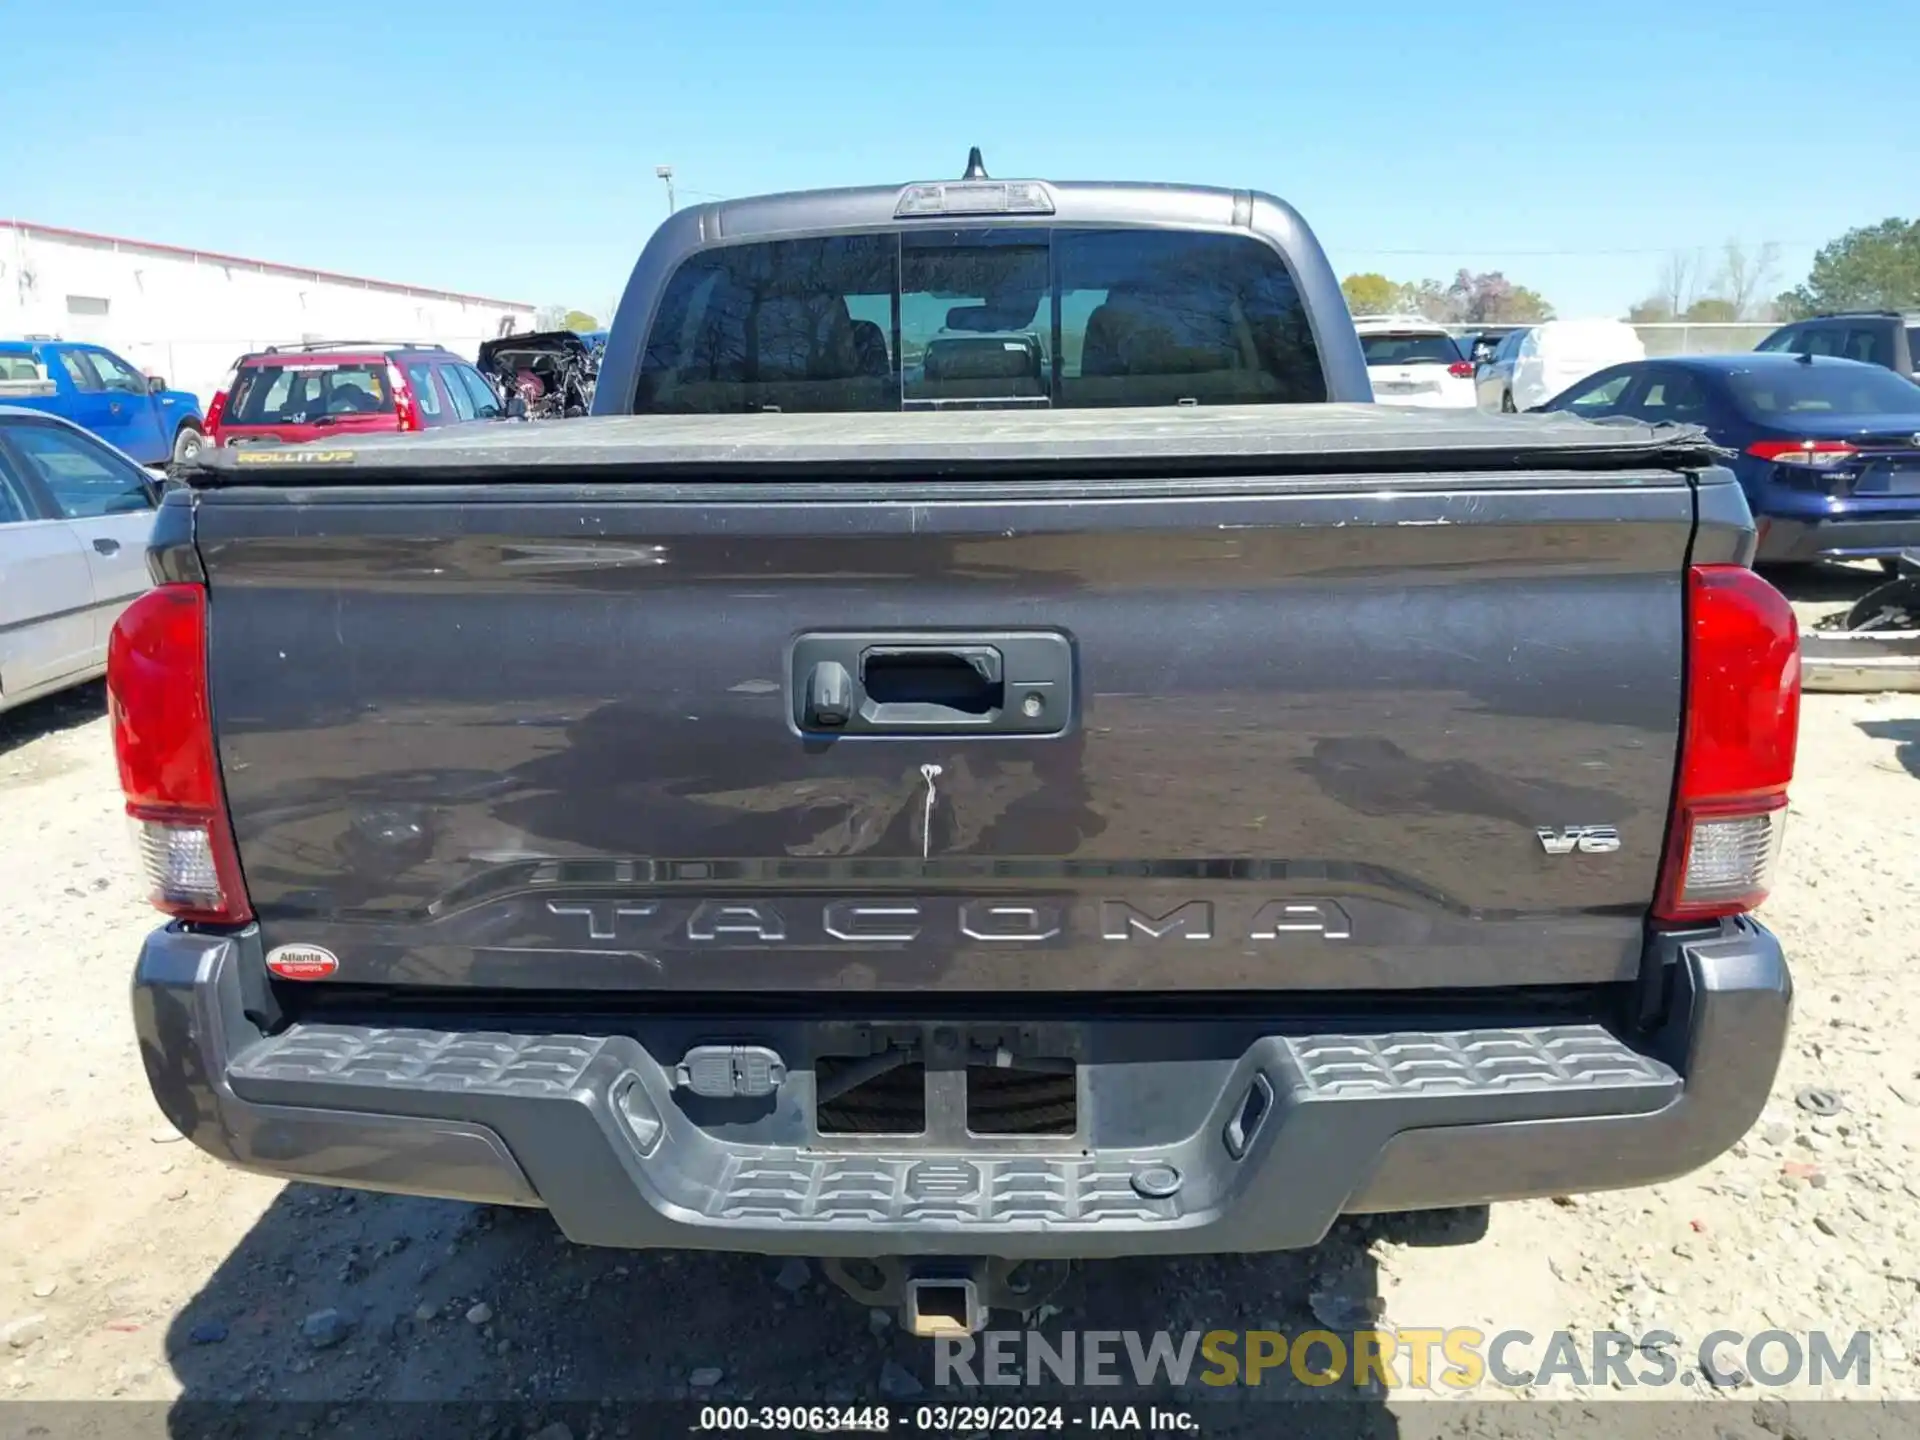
[[1755, 310, 1920, 379]]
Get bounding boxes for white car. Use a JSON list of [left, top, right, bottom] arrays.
[[1478, 319, 1646, 412], [0, 406, 160, 715], [1353, 317, 1476, 408]]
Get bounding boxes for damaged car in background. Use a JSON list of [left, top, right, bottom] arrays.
[[479, 330, 598, 419], [1801, 550, 1920, 692]]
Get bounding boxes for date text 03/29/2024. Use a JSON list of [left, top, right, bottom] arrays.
[[694, 1404, 1195, 1432]]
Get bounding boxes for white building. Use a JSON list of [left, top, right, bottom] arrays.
[[0, 220, 535, 406]]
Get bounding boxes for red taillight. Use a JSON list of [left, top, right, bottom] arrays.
[[107, 586, 253, 925], [204, 363, 241, 445], [1448, 361, 1475, 379], [390, 362, 420, 431], [1653, 565, 1800, 923], [1745, 439, 1857, 467]]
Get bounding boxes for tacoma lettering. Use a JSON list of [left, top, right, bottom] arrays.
[[534, 897, 1355, 945], [1101, 900, 1213, 941], [1248, 900, 1353, 941], [544, 899, 659, 941], [822, 901, 924, 942], [686, 902, 787, 942], [959, 902, 1063, 943]]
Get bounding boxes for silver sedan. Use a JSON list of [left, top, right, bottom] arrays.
[[0, 406, 161, 714]]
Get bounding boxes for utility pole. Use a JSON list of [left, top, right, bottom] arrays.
[[655, 165, 676, 215]]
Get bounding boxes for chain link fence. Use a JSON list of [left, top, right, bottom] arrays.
[[1628, 322, 1774, 357]]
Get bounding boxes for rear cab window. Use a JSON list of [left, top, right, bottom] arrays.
[[636, 227, 1327, 413], [227, 361, 394, 425], [905, 230, 1048, 408]]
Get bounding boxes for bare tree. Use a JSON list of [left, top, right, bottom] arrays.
[[1657, 251, 1702, 318], [1717, 241, 1781, 320], [1407, 278, 1455, 323]]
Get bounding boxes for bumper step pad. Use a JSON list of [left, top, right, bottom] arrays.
[[231, 1021, 1674, 1106], [227, 1020, 1678, 1236], [230, 1026, 611, 1096], [1284, 1025, 1673, 1097]]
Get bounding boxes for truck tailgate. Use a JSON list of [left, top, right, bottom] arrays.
[[190, 409, 1714, 995]]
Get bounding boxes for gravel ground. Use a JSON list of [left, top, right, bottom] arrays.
[[1, 566, 1916, 1431]]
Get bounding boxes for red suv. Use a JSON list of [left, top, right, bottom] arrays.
[[203, 342, 504, 448]]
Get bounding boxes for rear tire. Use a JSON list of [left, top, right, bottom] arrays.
[[171, 423, 204, 467], [1500, 390, 1516, 413]]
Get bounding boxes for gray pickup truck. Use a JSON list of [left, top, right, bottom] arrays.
[[127, 167, 1800, 1335]]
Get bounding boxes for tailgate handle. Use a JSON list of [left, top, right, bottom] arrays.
[[863, 646, 1003, 720], [792, 631, 1072, 737]]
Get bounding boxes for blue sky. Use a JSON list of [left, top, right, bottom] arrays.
[[2, 0, 1913, 319]]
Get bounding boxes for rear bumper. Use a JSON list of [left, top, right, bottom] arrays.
[[1759, 512, 1920, 562], [133, 923, 1790, 1258]]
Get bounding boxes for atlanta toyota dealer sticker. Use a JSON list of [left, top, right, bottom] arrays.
[[265, 944, 340, 981]]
